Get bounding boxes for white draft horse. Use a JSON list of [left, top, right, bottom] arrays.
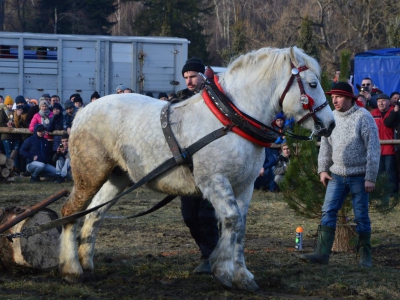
[[59, 46, 335, 291]]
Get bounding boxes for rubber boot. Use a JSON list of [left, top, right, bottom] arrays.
[[357, 233, 372, 268], [300, 225, 335, 264], [193, 258, 211, 274]]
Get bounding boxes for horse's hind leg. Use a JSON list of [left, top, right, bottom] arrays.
[[78, 172, 131, 280], [59, 148, 114, 283]]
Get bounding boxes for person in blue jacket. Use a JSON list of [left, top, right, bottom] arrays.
[[19, 123, 56, 182]]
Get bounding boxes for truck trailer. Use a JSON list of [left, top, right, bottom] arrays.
[[0, 32, 189, 103]]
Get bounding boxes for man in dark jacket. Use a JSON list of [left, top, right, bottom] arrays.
[[177, 57, 219, 274], [176, 57, 205, 100], [20, 124, 56, 182], [64, 101, 76, 135]]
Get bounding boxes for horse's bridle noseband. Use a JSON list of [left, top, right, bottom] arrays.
[[279, 63, 329, 134]]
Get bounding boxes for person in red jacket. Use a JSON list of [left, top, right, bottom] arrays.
[[371, 94, 399, 193]]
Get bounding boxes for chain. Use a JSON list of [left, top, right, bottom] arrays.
[[0, 228, 27, 242]]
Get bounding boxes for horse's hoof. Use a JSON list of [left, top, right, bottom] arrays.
[[62, 273, 83, 283], [234, 279, 259, 292], [212, 271, 233, 289]]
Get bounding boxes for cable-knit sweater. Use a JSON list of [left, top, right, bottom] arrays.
[[318, 104, 380, 182]]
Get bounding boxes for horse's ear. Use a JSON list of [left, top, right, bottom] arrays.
[[289, 47, 299, 67]]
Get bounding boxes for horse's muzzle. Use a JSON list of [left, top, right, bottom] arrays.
[[319, 121, 335, 137]]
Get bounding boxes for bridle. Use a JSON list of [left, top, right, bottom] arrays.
[[279, 62, 329, 137]]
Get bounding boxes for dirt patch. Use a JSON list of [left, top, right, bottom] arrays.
[[1, 181, 400, 299]]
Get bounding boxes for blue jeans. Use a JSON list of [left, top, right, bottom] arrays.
[[378, 155, 398, 193], [321, 173, 371, 234], [55, 157, 71, 179], [2, 139, 20, 168], [27, 161, 56, 178]]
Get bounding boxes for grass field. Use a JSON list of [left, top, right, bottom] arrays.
[[0, 178, 399, 299]]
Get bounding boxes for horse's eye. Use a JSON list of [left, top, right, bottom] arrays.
[[309, 82, 317, 88]]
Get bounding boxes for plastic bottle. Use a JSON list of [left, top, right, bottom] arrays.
[[295, 226, 303, 251]]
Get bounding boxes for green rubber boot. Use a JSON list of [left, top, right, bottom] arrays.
[[300, 225, 335, 264], [357, 233, 372, 268]]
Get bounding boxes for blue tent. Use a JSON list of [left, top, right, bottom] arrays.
[[354, 48, 400, 95]]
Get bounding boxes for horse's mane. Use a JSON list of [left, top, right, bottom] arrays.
[[226, 46, 321, 82]]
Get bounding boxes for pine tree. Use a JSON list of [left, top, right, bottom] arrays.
[[297, 16, 319, 61], [132, 0, 212, 61], [387, 16, 400, 47]]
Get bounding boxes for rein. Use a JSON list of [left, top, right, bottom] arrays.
[[6, 125, 230, 241]]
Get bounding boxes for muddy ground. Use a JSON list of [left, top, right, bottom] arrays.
[[0, 180, 399, 299]]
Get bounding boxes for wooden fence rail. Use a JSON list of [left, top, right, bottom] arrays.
[[0, 128, 400, 146]]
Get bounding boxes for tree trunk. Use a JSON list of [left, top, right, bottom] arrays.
[[0, 207, 60, 270], [332, 223, 357, 252]]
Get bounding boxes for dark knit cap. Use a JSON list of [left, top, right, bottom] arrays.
[[158, 92, 168, 99], [41, 93, 51, 99], [326, 82, 357, 100], [91, 91, 101, 100], [73, 94, 83, 103], [182, 57, 205, 77], [15, 95, 27, 104], [52, 102, 64, 111]]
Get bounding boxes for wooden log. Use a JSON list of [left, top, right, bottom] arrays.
[[332, 223, 357, 253], [5, 158, 14, 169], [1, 168, 10, 178], [0, 208, 60, 270], [0, 189, 69, 234], [0, 153, 6, 165], [0, 127, 67, 136]]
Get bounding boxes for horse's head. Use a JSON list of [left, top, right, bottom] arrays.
[[279, 47, 335, 137], [221, 46, 335, 139]]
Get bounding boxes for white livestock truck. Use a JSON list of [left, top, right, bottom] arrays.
[[0, 32, 189, 103]]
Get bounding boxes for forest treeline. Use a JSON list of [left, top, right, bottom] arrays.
[[1, 0, 400, 73]]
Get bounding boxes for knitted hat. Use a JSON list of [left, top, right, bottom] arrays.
[[182, 57, 205, 77], [64, 101, 75, 109], [275, 112, 286, 121], [158, 92, 168, 99], [116, 85, 127, 92], [144, 92, 154, 97], [15, 95, 27, 104], [326, 82, 357, 99], [91, 91, 101, 100], [390, 91, 400, 99], [39, 99, 50, 107], [52, 102, 63, 111], [4, 95, 14, 105], [41, 93, 51, 99], [36, 124, 45, 132], [73, 94, 83, 103], [30, 99, 38, 106]]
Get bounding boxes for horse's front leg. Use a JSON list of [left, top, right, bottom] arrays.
[[231, 184, 259, 291], [200, 175, 257, 291]]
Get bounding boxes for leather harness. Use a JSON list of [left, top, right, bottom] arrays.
[[5, 64, 328, 240]]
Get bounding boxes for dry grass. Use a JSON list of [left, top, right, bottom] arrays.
[[0, 178, 399, 299]]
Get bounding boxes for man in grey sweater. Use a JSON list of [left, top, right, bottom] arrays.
[[301, 82, 380, 268]]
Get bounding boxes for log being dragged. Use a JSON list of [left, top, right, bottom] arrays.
[[0, 207, 61, 270]]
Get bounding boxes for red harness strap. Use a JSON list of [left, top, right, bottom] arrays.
[[202, 76, 272, 147]]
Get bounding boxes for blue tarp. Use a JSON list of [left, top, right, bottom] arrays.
[[354, 48, 400, 95]]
